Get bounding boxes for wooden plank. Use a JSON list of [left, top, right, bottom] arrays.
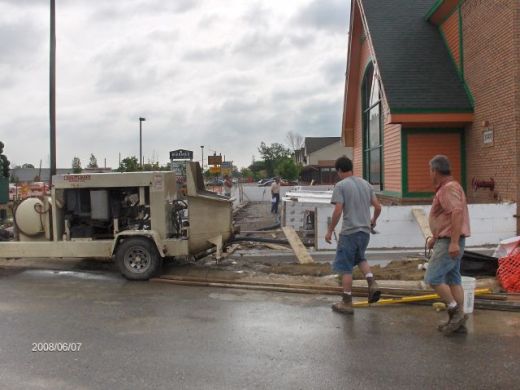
[[412, 207, 432, 240], [281, 226, 314, 264]]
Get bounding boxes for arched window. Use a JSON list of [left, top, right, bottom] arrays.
[[361, 62, 383, 191]]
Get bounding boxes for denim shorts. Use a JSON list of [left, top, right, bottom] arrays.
[[332, 231, 370, 274], [424, 237, 465, 285]]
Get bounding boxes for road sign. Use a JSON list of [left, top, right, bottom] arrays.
[[221, 161, 232, 168], [208, 155, 222, 165], [209, 166, 221, 174], [170, 149, 193, 160]]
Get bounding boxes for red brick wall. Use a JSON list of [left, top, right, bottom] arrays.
[[383, 123, 401, 192], [440, 10, 461, 71], [462, 0, 519, 203]]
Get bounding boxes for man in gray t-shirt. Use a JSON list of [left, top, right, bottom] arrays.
[[325, 156, 382, 314]]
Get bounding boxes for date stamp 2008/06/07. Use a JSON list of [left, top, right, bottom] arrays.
[[32, 343, 82, 352]]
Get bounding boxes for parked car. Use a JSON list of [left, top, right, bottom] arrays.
[[257, 178, 274, 186], [259, 178, 298, 187], [258, 179, 275, 187], [206, 178, 224, 186]]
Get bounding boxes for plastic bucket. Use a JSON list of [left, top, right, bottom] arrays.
[[461, 276, 476, 314]]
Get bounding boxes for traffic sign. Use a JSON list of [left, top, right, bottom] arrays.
[[170, 149, 193, 160], [208, 155, 222, 165]]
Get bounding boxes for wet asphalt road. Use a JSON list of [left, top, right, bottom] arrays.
[[0, 266, 519, 390]]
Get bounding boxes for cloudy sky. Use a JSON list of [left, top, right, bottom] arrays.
[[0, 0, 350, 170]]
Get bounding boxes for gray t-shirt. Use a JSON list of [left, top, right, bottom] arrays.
[[331, 176, 375, 235]]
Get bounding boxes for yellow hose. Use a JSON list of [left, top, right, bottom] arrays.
[[353, 288, 491, 307]]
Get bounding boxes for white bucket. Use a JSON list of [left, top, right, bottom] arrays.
[[461, 276, 476, 314]]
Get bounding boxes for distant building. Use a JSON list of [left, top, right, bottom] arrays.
[[297, 137, 353, 184]]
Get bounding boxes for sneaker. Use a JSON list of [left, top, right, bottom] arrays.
[[442, 306, 466, 336], [331, 301, 354, 315], [368, 280, 381, 304]]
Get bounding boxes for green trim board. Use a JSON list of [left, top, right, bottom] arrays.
[[391, 107, 473, 114], [424, 0, 445, 21], [436, 0, 465, 26], [360, 60, 373, 180], [458, 4, 464, 78], [439, 28, 461, 77], [401, 127, 466, 198], [438, 26, 475, 109]]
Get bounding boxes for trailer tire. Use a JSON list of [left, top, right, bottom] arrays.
[[115, 237, 162, 280]]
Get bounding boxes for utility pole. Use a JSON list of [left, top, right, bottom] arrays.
[[49, 0, 56, 184], [200, 145, 204, 170]]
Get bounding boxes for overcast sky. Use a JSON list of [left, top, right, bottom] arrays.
[[0, 0, 350, 170]]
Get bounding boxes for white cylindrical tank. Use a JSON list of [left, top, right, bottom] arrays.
[[15, 198, 45, 237]]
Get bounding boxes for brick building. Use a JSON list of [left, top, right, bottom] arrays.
[[341, 0, 519, 230]]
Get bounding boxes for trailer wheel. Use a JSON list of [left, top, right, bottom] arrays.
[[115, 237, 162, 280]]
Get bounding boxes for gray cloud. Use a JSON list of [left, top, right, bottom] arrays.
[[293, 0, 349, 33], [88, 0, 200, 22], [288, 33, 316, 48], [0, 21, 44, 66], [183, 46, 227, 62], [294, 98, 344, 135], [322, 59, 346, 85], [147, 29, 179, 44], [233, 32, 285, 58], [242, 3, 273, 29], [96, 68, 159, 94]]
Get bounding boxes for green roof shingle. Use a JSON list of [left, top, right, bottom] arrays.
[[361, 0, 473, 113]]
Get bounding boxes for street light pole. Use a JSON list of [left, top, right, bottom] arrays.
[[139, 117, 146, 169], [200, 145, 204, 170], [49, 0, 56, 184]]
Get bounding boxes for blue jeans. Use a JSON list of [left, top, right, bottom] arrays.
[[271, 193, 280, 214], [332, 231, 370, 274], [424, 237, 465, 285]]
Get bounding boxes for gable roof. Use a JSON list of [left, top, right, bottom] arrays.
[[361, 0, 473, 113], [305, 137, 341, 154]]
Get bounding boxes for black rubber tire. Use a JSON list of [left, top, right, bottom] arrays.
[[115, 237, 162, 280]]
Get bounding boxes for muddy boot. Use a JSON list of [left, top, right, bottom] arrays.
[[438, 307, 468, 333], [367, 278, 381, 304], [332, 293, 354, 315], [437, 308, 468, 333], [442, 306, 466, 336]]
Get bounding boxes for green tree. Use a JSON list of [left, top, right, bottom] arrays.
[[142, 162, 160, 171], [21, 163, 35, 169], [72, 157, 82, 173], [87, 153, 98, 169], [240, 167, 253, 179], [117, 156, 139, 172], [248, 160, 267, 180], [258, 142, 291, 177], [275, 158, 300, 180]]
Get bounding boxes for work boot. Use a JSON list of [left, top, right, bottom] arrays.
[[332, 294, 354, 315], [367, 279, 381, 304], [438, 306, 468, 333], [442, 306, 466, 336]]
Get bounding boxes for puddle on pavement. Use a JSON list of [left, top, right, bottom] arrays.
[[18, 269, 119, 281]]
